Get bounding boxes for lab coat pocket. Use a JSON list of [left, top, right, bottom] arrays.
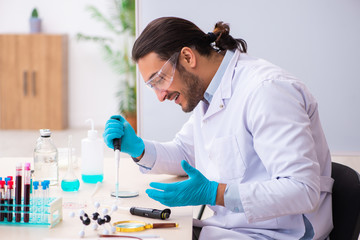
[[210, 135, 246, 180]]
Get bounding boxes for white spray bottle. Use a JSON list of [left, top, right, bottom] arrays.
[[81, 119, 104, 183]]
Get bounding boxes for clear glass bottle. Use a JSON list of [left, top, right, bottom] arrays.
[[34, 129, 59, 186]]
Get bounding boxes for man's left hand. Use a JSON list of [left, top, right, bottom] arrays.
[[146, 160, 219, 207]]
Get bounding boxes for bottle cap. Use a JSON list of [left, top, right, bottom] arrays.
[[7, 176, 13, 180], [8, 180, 14, 188], [24, 162, 31, 170], [40, 129, 52, 137], [33, 181, 39, 190], [86, 119, 98, 140], [0, 180, 5, 188], [41, 181, 47, 187], [5, 177, 10, 185], [41, 181, 47, 190]]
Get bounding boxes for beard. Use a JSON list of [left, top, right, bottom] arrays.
[[177, 64, 206, 113]]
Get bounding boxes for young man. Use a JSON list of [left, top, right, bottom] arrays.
[[103, 17, 333, 240]]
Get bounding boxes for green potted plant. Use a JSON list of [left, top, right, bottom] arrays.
[[29, 8, 42, 33], [77, 0, 137, 130]]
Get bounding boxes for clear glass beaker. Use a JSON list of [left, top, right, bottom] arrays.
[[61, 135, 80, 192]]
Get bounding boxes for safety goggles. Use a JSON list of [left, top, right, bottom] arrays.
[[145, 52, 179, 91]]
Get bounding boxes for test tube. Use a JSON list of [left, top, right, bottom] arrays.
[[44, 180, 50, 204], [30, 170, 34, 195], [32, 181, 39, 222], [0, 180, 5, 221], [24, 163, 31, 223], [4, 177, 10, 221], [15, 163, 22, 222], [6, 180, 14, 222], [41, 181, 47, 222], [45, 181, 50, 222]]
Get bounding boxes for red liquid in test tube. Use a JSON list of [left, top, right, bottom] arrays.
[[15, 163, 22, 222], [0, 180, 5, 221], [24, 163, 31, 222], [7, 180, 14, 222]]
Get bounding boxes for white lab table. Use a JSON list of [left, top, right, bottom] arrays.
[[0, 156, 193, 240]]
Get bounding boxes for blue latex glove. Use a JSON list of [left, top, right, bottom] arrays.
[[146, 160, 219, 207], [103, 115, 145, 158]]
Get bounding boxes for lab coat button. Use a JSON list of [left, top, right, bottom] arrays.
[[219, 104, 224, 108]]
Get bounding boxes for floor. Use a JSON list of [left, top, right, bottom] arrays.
[[0, 129, 359, 221]]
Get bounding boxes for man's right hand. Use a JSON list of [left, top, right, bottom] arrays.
[[103, 115, 145, 158]]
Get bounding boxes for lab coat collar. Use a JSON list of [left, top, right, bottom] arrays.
[[204, 50, 235, 103], [201, 49, 241, 121]]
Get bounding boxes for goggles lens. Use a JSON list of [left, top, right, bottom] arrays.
[[145, 53, 179, 90]]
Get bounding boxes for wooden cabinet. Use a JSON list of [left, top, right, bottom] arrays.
[[0, 34, 68, 129]]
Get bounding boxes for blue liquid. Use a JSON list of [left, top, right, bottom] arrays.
[[82, 174, 103, 184], [61, 179, 80, 192]]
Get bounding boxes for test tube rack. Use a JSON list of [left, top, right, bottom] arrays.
[[0, 197, 62, 228]]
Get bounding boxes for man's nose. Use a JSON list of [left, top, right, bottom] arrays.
[[154, 88, 167, 102]]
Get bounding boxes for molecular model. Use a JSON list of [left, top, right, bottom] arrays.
[[69, 202, 118, 238]]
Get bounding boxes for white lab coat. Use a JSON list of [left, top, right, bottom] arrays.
[[143, 49, 333, 240]]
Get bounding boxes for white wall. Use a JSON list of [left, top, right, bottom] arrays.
[[137, 0, 360, 153], [2, 0, 359, 153], [0, 0, 120, 128]]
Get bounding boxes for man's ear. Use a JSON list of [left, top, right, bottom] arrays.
[[180, 47, 196, 68]]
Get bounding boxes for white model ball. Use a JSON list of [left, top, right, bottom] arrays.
[[102, 208, 108, 215], [94, 202, 100, 209], [78, 209, 85, 217], [92, 223, 98, 230], [111, 205, 118, 212], [79, 230, 85, 238], [69, 211, 75, 218]]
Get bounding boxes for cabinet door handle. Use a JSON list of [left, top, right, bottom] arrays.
[[32, 71, 36, 96], [23, 71, 28, 96]]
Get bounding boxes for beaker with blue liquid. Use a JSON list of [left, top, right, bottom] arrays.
[[61, 136, 80, 192]]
